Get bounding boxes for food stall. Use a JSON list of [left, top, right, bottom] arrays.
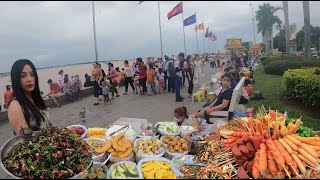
[[1, 107, 320, 179]]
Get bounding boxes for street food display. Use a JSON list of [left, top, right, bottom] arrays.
[[1, 107, 320, 179]]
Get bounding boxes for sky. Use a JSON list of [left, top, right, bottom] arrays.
[[0, 1, 320, 73]]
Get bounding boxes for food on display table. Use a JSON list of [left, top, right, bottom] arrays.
[[80, 164, 108, 179], [178, 164, 233, 179], [135, 138, 164, 155], [67, 125, 87, 137], [2, 128, 92, 179], [162, 135, 190, 154], [107, 133, 133, 159], [194, 141, 232, 165], [155, 122, 180, 135], [109, 163, 139, 179], [140, 161, 176, 179], [85, 138, 106, 157], [220, 108, 320, 179], [87, 128, 106, 139], [106, 125, 137, 140]]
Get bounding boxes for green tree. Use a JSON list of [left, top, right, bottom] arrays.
[[273, 28, 286, 52], [296, 26, 320, 51], [256, 3, 282, 54]]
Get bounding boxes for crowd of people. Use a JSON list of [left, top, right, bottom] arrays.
[[4, 50, 259, 135]]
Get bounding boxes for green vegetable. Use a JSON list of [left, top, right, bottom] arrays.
[[285, 119, 292, 126], [310, 131, 316, 137], [299, 133, 305, 137]]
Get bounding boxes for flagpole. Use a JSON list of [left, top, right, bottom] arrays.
[[196, 26, 199, 54], [92, 1, 98, 62], [202, 21, 205, 54], [181, 4, 186, 55], [157, 1, 163, 60]]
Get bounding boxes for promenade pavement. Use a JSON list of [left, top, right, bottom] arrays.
[[0, 57, 227, 178]]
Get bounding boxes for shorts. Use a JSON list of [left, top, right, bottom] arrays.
[[103, 94, 110, 102], [158, 79, 164, 87], [93, 81, 100, 97]]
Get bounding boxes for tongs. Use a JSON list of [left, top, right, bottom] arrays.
[[109, 125, 129, 137]]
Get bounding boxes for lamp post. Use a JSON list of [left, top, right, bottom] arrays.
[[92, 1, 98, 62]]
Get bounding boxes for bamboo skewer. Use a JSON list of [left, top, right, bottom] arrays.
[[290, 164, 302, 179], [282, 165, 291, 179]]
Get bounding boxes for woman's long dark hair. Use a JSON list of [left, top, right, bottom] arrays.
[[11, 59, 46, 127]]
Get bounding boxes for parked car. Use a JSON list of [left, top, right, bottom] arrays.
[[310, 48, 318, 58]]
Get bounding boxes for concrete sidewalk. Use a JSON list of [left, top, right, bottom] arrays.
[[0, 61, 225, 178]]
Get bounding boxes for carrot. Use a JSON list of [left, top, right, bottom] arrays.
[[300, 143, 318, 159], [278, 138, 293, 154], [291, 134, 320, 146], [274, 140, 294, 166], [282, 137, 298, 151], [259, 143, 267, 173], [297, 148, 317, 164], [297, 154, 316, 168], [267, 151, 278, 175], [291, 153, 306, 174], [290, 161, 299, 176], [286, 135, 302, 146], [287, 124, 297, 135]]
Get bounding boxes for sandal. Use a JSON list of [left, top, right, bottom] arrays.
[[93, 103, 99, 106], [116, 94, 120, 97], [123, 93, 127, 95]]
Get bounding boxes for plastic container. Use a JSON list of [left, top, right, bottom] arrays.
[[137, 157, 184, 178], [107, 161, 143, 179], [133, 138, 165, 162], [66, 124, 87, 138], [106, 125, 137, 142], [84, 138, 106, 162], [109, 151, 135, 163], [86, 128, 108, 139], [156, 122, 181, 136], [159, 136, 189, 160]]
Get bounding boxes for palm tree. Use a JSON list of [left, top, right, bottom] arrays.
[[256, 3, 282, 54], [303, 1, 311, 60], [283, 1, 290, 56]]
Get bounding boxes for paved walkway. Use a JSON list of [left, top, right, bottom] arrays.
[[0, 58, 226, 178]]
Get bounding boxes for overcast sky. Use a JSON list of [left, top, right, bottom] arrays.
[[0, 1, 319, 73]]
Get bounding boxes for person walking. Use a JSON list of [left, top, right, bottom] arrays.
[[56, 70, 64, 93], [91, 62, 102, 105], [162, 55, 169, 91], [146, 63, 156, 96], [186, 58, 194, 98], [137, 57, 147, 95], [175, 53, 184, 102], [193, 55, 203, 88], [123, 60, 135, 95], [107, 62, 120, 99], [166, 56, 175, 93]]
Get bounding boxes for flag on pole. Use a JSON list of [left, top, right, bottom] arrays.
[[195, 24, 198, 31], [208, 31, 212, 38], [205, 28, 209, 37], [183, 13, 196, 26], [211, 34, 217, 41], [138, 1, 144, 5], [167, 2, 183, 20], [198, 23, 204, 30]]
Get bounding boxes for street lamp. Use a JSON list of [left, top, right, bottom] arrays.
[[92, 1, 99, 62]]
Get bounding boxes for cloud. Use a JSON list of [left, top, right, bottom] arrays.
[[0, 1, 320, 73]]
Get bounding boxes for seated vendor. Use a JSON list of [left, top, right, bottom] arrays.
[[174, 106, 214, 141], [195, 73, 233, 118]]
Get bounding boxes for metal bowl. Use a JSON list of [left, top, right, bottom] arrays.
[[0, 132, 92, 179]]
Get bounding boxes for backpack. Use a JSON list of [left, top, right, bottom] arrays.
[[168, 61, 175, 77]]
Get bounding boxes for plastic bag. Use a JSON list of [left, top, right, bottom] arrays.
[[106, 125, 137, 142], [133, 138, 165, 162], [66, 124, 87, 138], [84, 138, 106, 162], [159, 136, 189, 160], [107, 161, 143, 179], [210, 119, 228, 133], [137, 157, 184, 178], [109, 151, 135, 163]]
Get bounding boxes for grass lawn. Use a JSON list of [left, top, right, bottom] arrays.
[[248, 65, 320, 130]]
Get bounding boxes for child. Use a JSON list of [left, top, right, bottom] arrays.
[[220, 62, 226, 73], [146, 64, 156, 96], [100, 80, 112, 105], [157, 68, 165, 94], [133, 73, 141, 94]]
